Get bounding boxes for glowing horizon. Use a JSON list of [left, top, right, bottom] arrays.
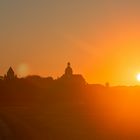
[[1, 1, 140, 85]]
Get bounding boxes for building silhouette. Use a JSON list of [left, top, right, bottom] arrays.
[[64, 62, 73, 78], [0, 63, 86, 86], [105, 82, 110, 88], [4, 67, 17, 80], [58, 62, 86, 86]]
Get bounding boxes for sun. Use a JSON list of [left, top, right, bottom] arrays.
[[136, 73, 140, 81]]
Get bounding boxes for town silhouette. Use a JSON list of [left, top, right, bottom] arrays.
[[0, 62, 140, 140]]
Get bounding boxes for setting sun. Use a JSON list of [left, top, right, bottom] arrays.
[[136, 73, 140, 81]]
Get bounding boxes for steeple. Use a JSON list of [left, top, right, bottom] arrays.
[[5, 67, 16, 80]]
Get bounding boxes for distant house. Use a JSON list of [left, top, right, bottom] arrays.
[[4, 67, 17, 80]]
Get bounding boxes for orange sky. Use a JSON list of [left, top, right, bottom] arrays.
[[1, 1, 140, 85]]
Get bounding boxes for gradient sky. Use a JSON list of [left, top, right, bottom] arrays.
[[1, 0, 140, 85]]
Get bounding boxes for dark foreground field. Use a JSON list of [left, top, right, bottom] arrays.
[[0, 80, 140, 140]]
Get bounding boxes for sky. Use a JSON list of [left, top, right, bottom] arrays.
[[1, 0, 140, 85]]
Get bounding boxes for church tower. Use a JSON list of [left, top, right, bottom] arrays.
[[5, 67, 17, 80], [64, 62, 73, 78]]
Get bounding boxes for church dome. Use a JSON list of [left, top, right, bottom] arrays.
[[65, 62, 73, 77]]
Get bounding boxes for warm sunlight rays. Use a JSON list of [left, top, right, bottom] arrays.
[[136, 73, 140, 82]]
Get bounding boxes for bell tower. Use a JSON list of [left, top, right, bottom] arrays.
[[64, 62, 73, 77]]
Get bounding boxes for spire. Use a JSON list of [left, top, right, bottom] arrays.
[[8, 67, 14, 74], [5, 67, 16, 80]]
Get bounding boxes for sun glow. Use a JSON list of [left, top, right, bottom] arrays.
[[136, 73, 140, 82], [17, 63, 30, 77]]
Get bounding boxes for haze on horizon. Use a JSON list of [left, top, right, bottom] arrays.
[[1, 0, 140, 85]]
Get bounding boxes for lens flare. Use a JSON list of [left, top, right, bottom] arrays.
[[17, 63, 29, 77]]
